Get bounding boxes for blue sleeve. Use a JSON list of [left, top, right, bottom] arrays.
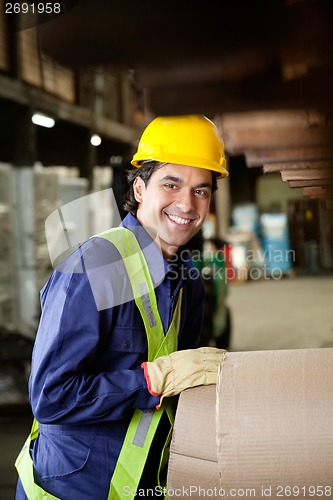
[[29, 241, 160, 425]]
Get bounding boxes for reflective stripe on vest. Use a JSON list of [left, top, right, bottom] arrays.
[[15, 227, 182, 500]]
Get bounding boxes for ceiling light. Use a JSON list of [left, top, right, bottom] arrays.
[[32, 113, 55, 128], [90, 134, 102, 146]]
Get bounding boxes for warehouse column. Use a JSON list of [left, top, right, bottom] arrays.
[[12, 106, 37, 166], [78, 127, 97, 191]]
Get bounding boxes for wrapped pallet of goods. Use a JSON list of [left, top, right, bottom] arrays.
[[0, 164, 15, 332]]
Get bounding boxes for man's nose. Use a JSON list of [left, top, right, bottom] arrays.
[[175, 190, 195, 212]]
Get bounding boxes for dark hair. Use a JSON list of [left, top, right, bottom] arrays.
[[123, 161, 162, 215], [123, 160, 218, 215]]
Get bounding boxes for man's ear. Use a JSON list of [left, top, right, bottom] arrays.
[[133, 177, 145, 203]]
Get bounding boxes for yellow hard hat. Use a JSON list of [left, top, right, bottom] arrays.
[[131, 115, 228, 179]]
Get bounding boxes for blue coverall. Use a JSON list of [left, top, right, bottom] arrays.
[[16, 213, 204, 499]]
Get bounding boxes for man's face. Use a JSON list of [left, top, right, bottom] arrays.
[[134, 163, 213, 259]]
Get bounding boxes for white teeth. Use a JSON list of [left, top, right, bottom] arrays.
[[168, 214, 192, 225]]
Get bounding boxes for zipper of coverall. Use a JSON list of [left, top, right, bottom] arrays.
[[168, 264, 189, 328]]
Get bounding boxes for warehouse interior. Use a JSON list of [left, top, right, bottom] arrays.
[[1, 1, 333, 498]]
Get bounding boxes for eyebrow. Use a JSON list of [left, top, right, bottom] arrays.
[[160, 175, 212, 189]]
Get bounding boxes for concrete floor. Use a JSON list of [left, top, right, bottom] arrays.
[[1, 272, 333, 499], [228, 272, 333, 352]]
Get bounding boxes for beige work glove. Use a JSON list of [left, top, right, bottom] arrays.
[[141, 347, 226, 409]]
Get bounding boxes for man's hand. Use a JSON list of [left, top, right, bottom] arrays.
[[142, 347, 226, 409]]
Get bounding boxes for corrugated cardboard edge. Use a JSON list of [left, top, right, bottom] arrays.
[[167, 384, 220, 499]]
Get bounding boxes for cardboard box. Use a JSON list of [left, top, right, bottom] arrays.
[[0, 8, 10, 71], [167, 348, 333, 499], [17, 28, 42, 88]]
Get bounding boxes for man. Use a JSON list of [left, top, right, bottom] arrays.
[[15, 115, 229, 499]]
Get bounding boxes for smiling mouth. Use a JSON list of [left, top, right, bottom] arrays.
[[166, 213, 194, 225]]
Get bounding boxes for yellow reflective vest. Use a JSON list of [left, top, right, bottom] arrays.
[[15, 227, 182, 500]]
